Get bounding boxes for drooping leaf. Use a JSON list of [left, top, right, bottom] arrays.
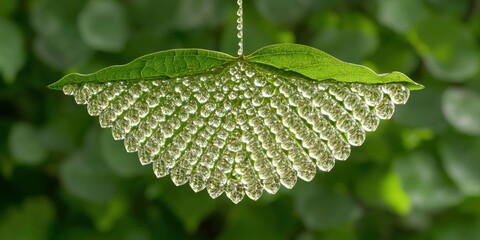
[[50, 43, 421, 203]]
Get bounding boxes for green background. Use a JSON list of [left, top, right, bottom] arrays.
[[1, 0, 480, 239]]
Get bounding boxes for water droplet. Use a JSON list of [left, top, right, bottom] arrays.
[[62, 84, 77, 96], [364, 86, 383, 106], [329, 136, 351, 161], [375, 97, 395, 119], [280, 168, 297, 189], [384, 84, 410, 104], [295, 161, 316, 181], [262, 174, 280, 194], [124, 133, 139, 152], [347, 127, 366, 146], [153, 159, 168, 178], [170, 163, 190, 186], [226, 179, 244, 204], [207, 177, 225, 199], [245, 180, 263, 200], [317, 154, 335, 172], [361, 113, 380, 132], [336, 114, 355, 132]]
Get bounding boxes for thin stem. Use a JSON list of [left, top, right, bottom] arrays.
[[237, 0, 244, 56]]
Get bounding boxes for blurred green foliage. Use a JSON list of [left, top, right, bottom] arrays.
[[1, 0, 480, 239]]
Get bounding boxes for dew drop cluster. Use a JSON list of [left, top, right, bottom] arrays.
[[63, 62, 410, 203]]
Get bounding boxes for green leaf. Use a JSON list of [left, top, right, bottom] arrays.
[[50, 43, 421, 203], [0, 197, 55, 240], [8, 122, 47, 166], [48, 48, 236, 90], [442, 87, 480, 136], [439, 135, 480, 195], [0, 18, 25, 83], [246, 44, 423, 90], [79, 0, 129, 52]]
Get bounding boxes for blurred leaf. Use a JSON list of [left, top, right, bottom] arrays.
[[439, 134, 480, 195], [127, 0, 180, 29], [369, 36, 419, 75], [175, 0, 220, 30], [408, 17, 479, 82], [296, 225, 358, 240], [295, 184, 362, 230], [30, 0, 92, 70], [394, 151, 463, 211], [401, 128, 434, 150], [427, 0, 470, 18], [401, 210, 432, 231], [433, 219, 480, 240], [395, 87, 448, 132], [83, 196, 128, 232], [8, 122, 47, 166], [218, 201, 297, 240], [355, 169, 411, 216], [60, 152, 117, 203], [457, 196, 480, 216], [0, 197, 55, 240], [442, 87, 480, 136], [255, 0, 314, 25], [29, 0, 85, 37], [375, 0, 428, 33], [310, 11, 379, 63], [33, 33, 93, 71], [161, 185, 216, 233], [380, 171, 411, 215], [0, 18, 25, 83], [0, 0, 17, 16], [99, 128, 147, 177], [79, 0, 129, 52]]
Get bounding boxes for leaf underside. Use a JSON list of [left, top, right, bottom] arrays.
[[52, 44, 419, 203]]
